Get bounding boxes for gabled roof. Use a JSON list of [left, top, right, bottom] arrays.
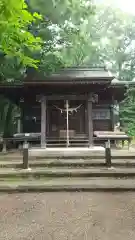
[[24, 66, 114, 83], [110, 79, 135, 88], [49, 67, 114, 80]]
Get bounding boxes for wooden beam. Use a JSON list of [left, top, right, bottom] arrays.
[[87, 94, 93, 147], [41, 95, 46, 148], [44, 94, 88, 101]]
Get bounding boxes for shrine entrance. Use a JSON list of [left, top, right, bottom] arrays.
[[40, 93, 94, 148], [48, 100, 86, 141]]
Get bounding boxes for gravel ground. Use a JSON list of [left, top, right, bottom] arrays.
[[0, 192, 135, 240]]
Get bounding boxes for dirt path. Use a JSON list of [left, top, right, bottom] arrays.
[[0, 192, 135, 239]]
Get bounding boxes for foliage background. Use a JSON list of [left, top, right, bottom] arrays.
[[0, 0, 135, 136]]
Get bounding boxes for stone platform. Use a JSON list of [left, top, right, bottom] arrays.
[[29, 146, 105, 158]]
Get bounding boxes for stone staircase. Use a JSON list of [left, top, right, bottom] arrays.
[[0, 150, 135, 191]]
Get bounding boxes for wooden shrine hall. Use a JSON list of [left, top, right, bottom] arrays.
[[0, 67, 129, 149]]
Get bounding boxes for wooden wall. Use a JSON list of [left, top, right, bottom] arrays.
[[22, 100, 113, 136]]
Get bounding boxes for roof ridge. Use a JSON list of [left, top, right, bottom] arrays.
[[58, 66, 107, 71]]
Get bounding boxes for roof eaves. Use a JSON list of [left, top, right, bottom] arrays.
[[0, 84, 23, 88], [24, 76, 114, 83]]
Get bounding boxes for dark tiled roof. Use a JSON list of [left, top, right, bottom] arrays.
[[25, 67, 114, 82], [110, 79, 132, 87], [50, 67, 113, 80]]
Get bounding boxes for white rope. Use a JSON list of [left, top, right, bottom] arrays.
[[53, 104, 82, 114]]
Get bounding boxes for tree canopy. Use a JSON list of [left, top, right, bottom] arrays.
[[1, 1, 135, 136], [0, 0, 42, 68], [0, 0, 95, 135], [28, 0, 95, 74], [83, 5, 135, 81]]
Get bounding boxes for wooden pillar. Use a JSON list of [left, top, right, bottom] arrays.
[[87, 94, 93, 147], [17, 118, 21, 133], [41, 95, 47, 148], [66, 100, 69, 147], [111, 96, 115, 131], [112, 98, 120, 131], [46, 107, 49, 137], [110, 105, 115, 131]]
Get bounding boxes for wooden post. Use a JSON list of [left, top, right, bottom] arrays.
[[23, 141, 29, 169], [17, 118, 21, 133], [41, 95, 47, 148], [66, 100, 69, 147], [112, 98, 120, 131], [111, 96, 115, 131], [2, 139, 7, 153], [110, 105, 115, 131], [105, 140, 111, 168], [85, 102, 88, 135], [87, 95, 93, 147], [128, 138, 131, 150]]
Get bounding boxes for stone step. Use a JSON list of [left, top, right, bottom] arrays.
[[0, 159, 135, 168], [29, 147, 135, 158], [1, 149, 135, 160], [0, 177, 135, 192], [0, 167, 135, 178]]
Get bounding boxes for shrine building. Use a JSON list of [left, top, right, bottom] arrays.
[[0, 67, 130, 148]]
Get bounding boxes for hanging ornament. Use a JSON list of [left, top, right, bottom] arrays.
[[53, 104, 82, 115]]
